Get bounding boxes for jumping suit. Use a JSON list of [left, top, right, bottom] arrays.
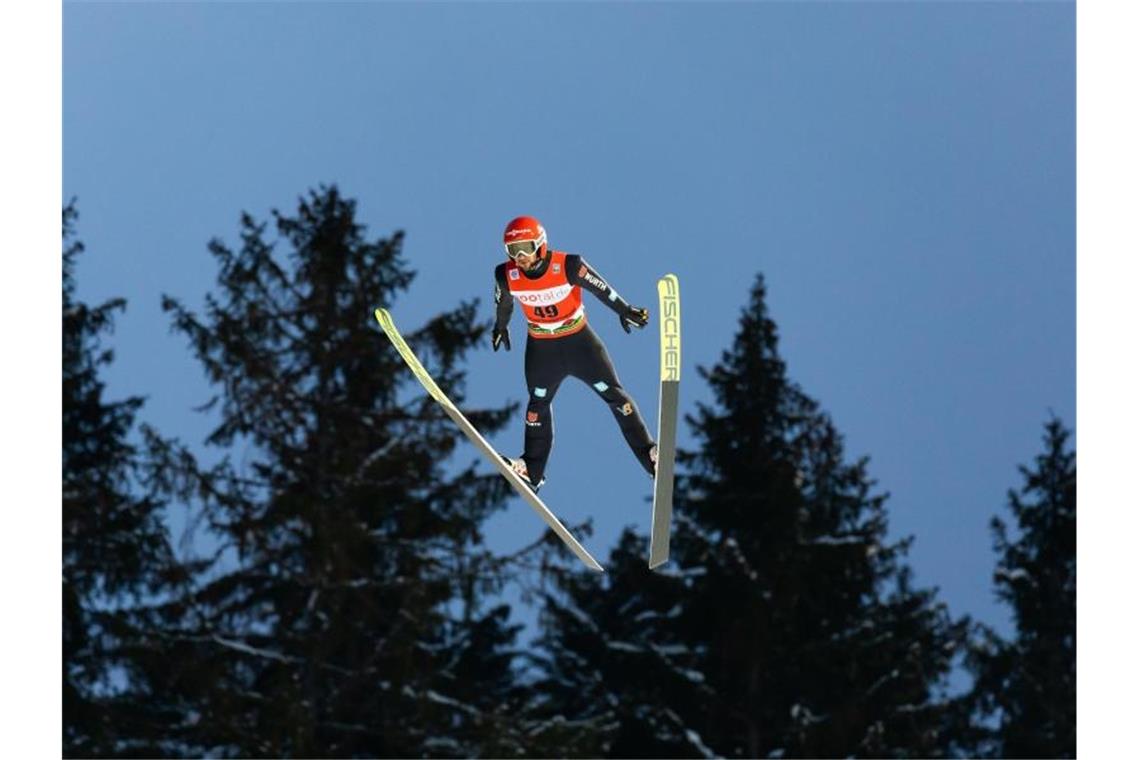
[[493, 251, 656, 484]]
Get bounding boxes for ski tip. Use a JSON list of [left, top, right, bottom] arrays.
[[375, 308, 398, 333]]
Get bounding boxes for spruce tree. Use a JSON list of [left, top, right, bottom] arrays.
[[135, 186, 532, 756], [534, 274, 968, 758], [63, 201, 182, 757], [966, 418, 1076, 758]]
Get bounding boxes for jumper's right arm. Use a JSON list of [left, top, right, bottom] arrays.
[[492, 264, 513, 351]]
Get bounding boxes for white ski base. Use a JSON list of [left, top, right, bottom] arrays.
[[375, 308, 604, 573]]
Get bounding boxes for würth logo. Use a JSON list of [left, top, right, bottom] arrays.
[[577, 263, 607, 291], [583, 271, 607, 291]]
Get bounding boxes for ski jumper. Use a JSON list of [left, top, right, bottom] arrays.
[[494, 251, 655, 484]]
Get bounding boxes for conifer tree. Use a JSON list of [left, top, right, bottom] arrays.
[[63, 201, 182, 757], [534, 274, 968, 758], [966, 418, 1076, 758], [135, 186, 532, 756]]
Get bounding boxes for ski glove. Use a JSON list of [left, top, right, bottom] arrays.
[[492, 326, 511, 351], [620, 305, 650, 333]]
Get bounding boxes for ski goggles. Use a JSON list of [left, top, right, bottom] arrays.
[[505, 240, 542, 260]]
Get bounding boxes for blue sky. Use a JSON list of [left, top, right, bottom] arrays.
[[63, 1, 1074, 642]]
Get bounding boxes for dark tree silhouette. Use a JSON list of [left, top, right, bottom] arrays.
[[533, 274, 968, 758], [63, 201, 183, 757], [132, 186, 535, 756], [966, 418, 1076, 758]]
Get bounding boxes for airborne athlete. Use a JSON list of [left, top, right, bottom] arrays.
[[492, 215, 657, 492]]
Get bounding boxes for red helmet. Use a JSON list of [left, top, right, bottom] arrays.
[[503, 216, 547, 261]]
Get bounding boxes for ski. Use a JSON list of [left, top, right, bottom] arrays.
[[649, 274, 681, 569], [374, 308, 604, 573]]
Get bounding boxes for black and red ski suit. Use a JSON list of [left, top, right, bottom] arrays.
[[493, 251, 655, 484]]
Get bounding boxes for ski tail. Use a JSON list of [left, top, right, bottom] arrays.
[[650, 274, 680, 569], [374, 308, 604, 573]]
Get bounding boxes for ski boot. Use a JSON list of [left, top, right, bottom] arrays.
[[639, 443, 658, 479], [500, 454, 546, 493]]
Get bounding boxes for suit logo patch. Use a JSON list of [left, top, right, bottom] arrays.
[[584, 272, 607, 291], [509, 268, 520, 280], [619, 402, 633, 416], [515, 284, 573, 304], [553, 263, 561, 273]]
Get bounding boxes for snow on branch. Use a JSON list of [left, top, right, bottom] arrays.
[[209, 635, 298, 663], [800, 534, 867, 547], [605, 641, 645, 654]]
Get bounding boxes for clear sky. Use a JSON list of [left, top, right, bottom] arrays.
[[63, 1, 1074, 641]]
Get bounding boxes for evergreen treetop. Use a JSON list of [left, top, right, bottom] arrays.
[[535, 274, 968, 758]]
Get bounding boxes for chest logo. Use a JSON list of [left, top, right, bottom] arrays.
[[513, 284, 574, 305]]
